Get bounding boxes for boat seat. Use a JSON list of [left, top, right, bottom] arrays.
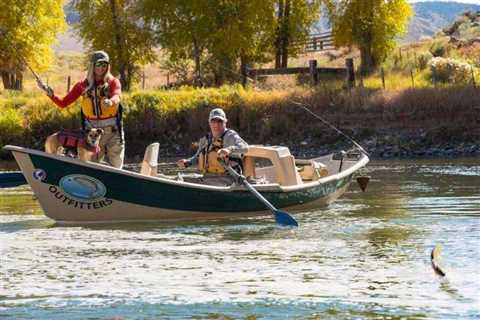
[[140, 142, 159, 176], [298, 161, 329, 181], [245, 145, 303, 186]]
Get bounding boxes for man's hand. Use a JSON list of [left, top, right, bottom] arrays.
[[217, 148, 231, 159], [103, 98, 113, 107], [176, 159, 189, 169]]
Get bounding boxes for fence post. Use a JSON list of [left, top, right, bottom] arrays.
[[142, 70, 145, 90], [241, 63, 249, 88], [309, 60, 318, 86], [166, 73, 170, 86], [67, 76, 71, 93], [345, 58, 355, 89], [381, 68, 385, 89], [471, 65, 476, 89], [410, 69, 415, 88]]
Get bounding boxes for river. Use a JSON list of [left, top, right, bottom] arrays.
[[0, 158, 479, 319]]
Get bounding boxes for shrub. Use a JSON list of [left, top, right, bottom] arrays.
[[429, 57, 472, 84], [429, 41, 448, 57], [416, 51, 433, 70]]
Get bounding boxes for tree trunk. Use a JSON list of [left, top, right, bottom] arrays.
[[1, 71, 13, 89], [360, 46, 376, 76], [109, 0, 129, 91], [280, 0, 290, 68], [192, 36, 203, 87], [1, 70, 22, 90], [14, 70, 23, 90], [275, 0, 284, 69]]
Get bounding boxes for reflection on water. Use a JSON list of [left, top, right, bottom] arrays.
[[0, 158, 479, 319]]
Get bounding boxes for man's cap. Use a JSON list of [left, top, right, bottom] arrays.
[[209, 108, 227, 122], [91, 51, 110, 64]]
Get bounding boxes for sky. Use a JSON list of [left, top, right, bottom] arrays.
[[410, 0, 480, 4]]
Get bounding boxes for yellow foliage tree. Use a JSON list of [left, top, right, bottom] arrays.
[[326, 0, 412, 75], [74, 0, 157, 91], [0, 0, 66, 90]]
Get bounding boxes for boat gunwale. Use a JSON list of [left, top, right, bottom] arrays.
[[4, 145, 368, 193]]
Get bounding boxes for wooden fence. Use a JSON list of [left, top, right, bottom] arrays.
[[294, 31, 334, 53], [242, 58, 355, 88]]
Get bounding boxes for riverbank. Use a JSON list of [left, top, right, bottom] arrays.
[[1, 85, 478, 161]]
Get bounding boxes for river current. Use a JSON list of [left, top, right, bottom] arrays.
[[0, 159, 479, 319]]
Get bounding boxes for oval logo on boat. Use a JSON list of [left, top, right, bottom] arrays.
[[33, 169, 46, 181], [59, 174, 106, 201]]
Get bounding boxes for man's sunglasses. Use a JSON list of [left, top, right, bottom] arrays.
[[95, 62, 108, 67]]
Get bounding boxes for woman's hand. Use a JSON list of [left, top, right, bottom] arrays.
[[103, 98, 113, 107], [36, 79, 54, 97]]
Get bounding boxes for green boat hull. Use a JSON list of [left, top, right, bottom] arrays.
[[4, 145, 368, 224]]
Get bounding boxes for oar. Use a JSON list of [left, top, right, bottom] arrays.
[[220, 160, 298, 227]]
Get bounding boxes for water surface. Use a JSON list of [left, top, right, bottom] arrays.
[[0, 159, 479, 319]]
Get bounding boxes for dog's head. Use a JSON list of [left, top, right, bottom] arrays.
[[85, 128, 104, 146]]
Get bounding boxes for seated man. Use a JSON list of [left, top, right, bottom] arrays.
[[177, 108, 248, 186]]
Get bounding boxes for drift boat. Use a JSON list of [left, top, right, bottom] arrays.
[[3, 143, 368, 224]]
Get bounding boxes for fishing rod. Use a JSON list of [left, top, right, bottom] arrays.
[[290, 100, 370, 156]]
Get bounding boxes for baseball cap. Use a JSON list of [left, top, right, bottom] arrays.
[[91, 50, 110, 64], [208, 108, 227, 122]]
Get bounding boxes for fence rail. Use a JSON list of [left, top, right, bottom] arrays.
[[294, 31, 334, 52], [242, 59, 355, 88]]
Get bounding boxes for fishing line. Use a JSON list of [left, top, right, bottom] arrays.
[[290, 100, 369, 156]]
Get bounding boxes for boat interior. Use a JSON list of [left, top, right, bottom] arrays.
[[140, 143, 363, 187]]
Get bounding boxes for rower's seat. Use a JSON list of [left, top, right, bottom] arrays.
[[243, 145, 302, 186], [140, 142, 159, 176], [297, 160, 329, 181]]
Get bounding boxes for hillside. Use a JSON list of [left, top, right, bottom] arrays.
[[406, 1, 480, 42]]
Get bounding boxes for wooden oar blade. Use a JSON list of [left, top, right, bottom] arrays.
[[273, 209, 298, 227]]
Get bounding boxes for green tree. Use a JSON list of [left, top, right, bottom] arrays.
[[74, 0, 156, 91], [140, 1, 211, 85], [0, 0, 66, 90], [206, 0, 277, 84], [142, 0, 320, 85], [326, 0, 412, 75], [275, 0, 321, 68]]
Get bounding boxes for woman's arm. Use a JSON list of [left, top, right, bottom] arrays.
[[48, 81, 85, 109]]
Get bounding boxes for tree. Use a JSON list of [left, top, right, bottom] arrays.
[[275, 0, 321, 68], [206, 0, 277, 84], [74, 0, 157, 91], [0, 0, 66, 90], [140, 1, 211, 85], [142, 0, 320, 85], [326, 0, 412, 75]]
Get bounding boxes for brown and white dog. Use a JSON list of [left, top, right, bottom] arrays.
[[45, 128, 104, 161]]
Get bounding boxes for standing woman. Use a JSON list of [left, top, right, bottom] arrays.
[[37, 50, 125, 168]]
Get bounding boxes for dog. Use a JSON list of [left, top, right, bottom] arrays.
[[45, 128, 104, 162]]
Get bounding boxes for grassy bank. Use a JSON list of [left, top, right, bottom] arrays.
[[1, 84, 479, 160]]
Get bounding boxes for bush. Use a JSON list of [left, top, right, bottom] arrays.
[[0, 108, 25, 158], [429, 41, 448, 57], [416, 51, 433, 70], [429, 57, 472, 84]]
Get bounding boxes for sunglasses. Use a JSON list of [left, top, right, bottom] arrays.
[[95, 62, 108, 67]]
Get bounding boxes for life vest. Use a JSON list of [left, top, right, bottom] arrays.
[[57, 130, 100, 157], [81, 80, 119, 120], [198, 130, 233, 174]]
